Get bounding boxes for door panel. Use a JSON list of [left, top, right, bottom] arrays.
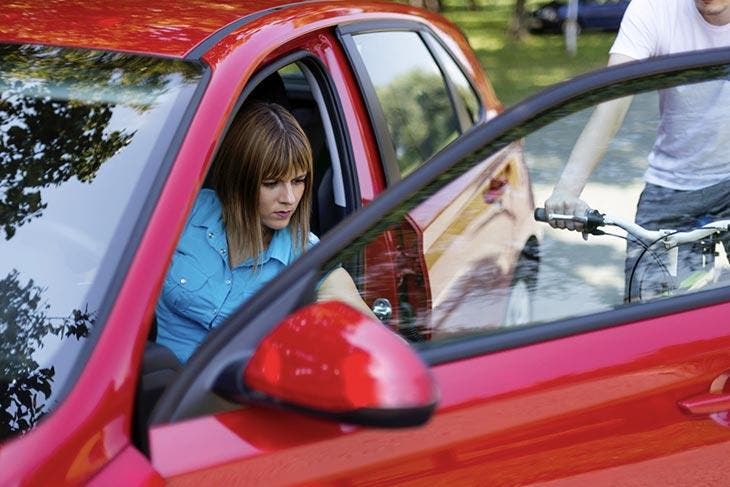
[[150, 302, 730, 484]]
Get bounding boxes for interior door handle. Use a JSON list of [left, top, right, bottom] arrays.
[[678, 371, 730, 415]]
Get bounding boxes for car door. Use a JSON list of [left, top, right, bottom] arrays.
[[147, 49, 730, 485]]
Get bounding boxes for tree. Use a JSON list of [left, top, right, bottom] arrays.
[[408, 0, 442, 12], [508, 0, 529, 39], [376, 70, 458, 174]]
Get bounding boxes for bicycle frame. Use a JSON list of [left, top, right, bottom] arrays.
[[602, 214, 730, 277]]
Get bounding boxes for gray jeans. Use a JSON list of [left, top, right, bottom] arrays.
[[625, 179, 730, 302]]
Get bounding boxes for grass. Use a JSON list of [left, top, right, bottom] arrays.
[[439, 0, 616, 106]]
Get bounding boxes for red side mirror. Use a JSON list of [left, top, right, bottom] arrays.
[[214, 301, 438, 427]]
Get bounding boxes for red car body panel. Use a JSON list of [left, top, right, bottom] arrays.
[[87, 447, 164, 487], [3, 0, 727, 485], [147, 301, 730, 485]]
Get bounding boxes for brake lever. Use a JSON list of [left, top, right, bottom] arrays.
[[582, 228, 605, 241]]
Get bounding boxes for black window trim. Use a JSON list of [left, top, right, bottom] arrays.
[[420, 30, 482, 130], [151, 47, 730, 424], [337, 20, 485, 184], [422, 27, 486, 125], [420, 30, 473, 132]]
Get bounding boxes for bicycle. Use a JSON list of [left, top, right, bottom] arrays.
[[534, 208, 730, 303]]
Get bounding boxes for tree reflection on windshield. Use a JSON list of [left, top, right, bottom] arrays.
[[0, 270, 93, 440], [0, 89, 132, 239], [0, 45, 203, 440]]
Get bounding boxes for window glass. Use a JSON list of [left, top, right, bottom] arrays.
[[427, 34, 481, 125], [353, 31, 460, 177], [310, 64, 730, 347], [0, 44, 202, 440]]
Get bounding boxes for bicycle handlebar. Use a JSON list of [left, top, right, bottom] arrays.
[[534, 207, 730, 248], [534, 208, 606, 235]]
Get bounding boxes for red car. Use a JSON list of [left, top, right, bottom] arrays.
[[2, 0, 730, 485]]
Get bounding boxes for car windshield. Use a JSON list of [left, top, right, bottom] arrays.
[[0, 44, 203, 440]]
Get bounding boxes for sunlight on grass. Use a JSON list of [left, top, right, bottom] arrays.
[[469, 36, 505, 51], [436, 0, 616, 106]]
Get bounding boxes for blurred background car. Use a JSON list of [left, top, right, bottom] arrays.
[[529, 0, 630, 34]]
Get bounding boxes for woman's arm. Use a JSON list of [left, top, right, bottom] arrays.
[[316, 267, 378, 320]]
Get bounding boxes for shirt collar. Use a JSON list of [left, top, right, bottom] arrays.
[[235, 228, 293, 268], [191, 189, 294, 268], [257, 228, 293, 266], [191, 189, 225, 235]]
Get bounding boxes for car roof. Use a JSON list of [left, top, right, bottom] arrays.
[[0, 0, 418, 59]]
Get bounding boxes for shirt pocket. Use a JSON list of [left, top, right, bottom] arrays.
[[163, 251, 218, 328]]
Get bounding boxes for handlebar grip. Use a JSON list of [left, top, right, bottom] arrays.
[[534, 208, 605, 233], [534, 208, 548, 222]]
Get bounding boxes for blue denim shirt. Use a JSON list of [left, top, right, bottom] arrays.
[[156, 189, 318, 363]]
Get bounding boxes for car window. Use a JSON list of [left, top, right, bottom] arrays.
[[352, 31, 460, 177], [308, 59, 730, 348], [425, 33, 481, 125], [0, 44, 202, 440]]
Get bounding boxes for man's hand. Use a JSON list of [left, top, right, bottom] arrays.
[[544, 190, 590, 231]]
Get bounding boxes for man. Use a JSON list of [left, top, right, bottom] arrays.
[[544, 0, 730, 300]]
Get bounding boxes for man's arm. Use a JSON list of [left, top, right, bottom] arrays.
[[544, 53, 636, 230]]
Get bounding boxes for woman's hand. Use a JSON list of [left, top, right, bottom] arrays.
[[317, 267, 378, 320]]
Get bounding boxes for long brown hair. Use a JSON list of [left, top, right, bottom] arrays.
[[210, 102, 313, 267]]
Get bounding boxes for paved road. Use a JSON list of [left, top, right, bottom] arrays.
[[524, 91, 659, 323]]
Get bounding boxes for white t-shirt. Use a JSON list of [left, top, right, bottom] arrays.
[[610, 0, 730, 190]]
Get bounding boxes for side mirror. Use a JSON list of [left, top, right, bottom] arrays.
[[214, 301, 438, 427]]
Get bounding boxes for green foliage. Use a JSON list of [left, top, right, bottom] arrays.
[[377, 70, 459, 175], [442, 0, 614, 106], [0, 45, 198, 110], [394, 0, 616, 106]]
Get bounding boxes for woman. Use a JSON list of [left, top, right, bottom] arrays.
[[156, 102, 369, 363]]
